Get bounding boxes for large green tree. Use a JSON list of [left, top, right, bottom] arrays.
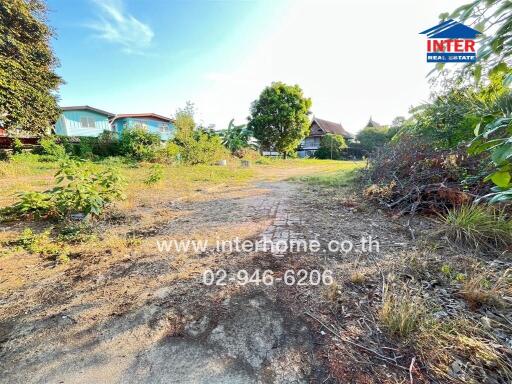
[[0, 0, 62, 135], [248, 82, 311, 158]]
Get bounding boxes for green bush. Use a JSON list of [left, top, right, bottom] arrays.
[[12, 138, 23, 154], [315, 134, 347, 160], [144, 164, 164, 186], [38, 136, 67, 160], [155, 141, 181, 164], [178, 132, 228, 165], [119, 127, 161, 161], [95, 130, 120, 157], [1, 159, 126, 220]]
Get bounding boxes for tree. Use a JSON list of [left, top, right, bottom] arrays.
[[315, 134, 347, 160], [0, 0, 62, 135], [173, 101, 196, 140], [248, 82, 311, 158], [221, 119, 255, 156], [357, 126, 391, 154]]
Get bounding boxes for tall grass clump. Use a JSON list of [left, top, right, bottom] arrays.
[[439, 204, 512, 250]]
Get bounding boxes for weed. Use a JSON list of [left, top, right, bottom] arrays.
[[144, 164, 164, 186], [350, 271, 366, 284], [16, 228, 69, 262], [379, 284, 425, 338], [438, 204, 512, 250], [459, 274, 503, 309]]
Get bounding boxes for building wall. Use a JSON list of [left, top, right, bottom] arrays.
[[55, 110, 112, 137], [113, 117, 175, 141]]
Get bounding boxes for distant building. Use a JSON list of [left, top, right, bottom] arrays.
[[111, 113, 175, 141], [55, 106, 115, 137], [298, 117, 354, 157], [54, 107, 175, 141], [364, 117, 382, 128]]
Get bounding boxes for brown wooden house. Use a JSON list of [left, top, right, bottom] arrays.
[[298, 117, 354, 157]]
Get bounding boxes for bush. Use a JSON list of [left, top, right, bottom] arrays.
[[315, 134, 347, 160], [178, 132, 228, 165], [1, 159, 126, 220], [12, 138, 23, 154], [155, 141, 181, 164], [119, 127, 161, 161], [38, 136, 67, 160], [356, 126, 391, 154], [95, 130, 120, 157], [144, 164, 164, 186]]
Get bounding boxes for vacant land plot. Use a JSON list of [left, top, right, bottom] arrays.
[[1, 157, 510, 383]]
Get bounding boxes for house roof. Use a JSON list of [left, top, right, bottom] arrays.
[[111, 113, 172, 123], [365, 117, 381, 128], [419, 19, 481, 39], [312, 117, 354, 139], [60, 105, 115, 118]]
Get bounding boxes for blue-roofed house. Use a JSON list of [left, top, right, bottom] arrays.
[[55, 106, 115, 137], [111, 113, 175, 141]]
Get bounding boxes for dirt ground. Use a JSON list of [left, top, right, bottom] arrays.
[[1, 163, 510, 383]]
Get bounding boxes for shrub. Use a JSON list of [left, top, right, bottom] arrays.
[[12, 138, 23, 154], [356, 126, 391, 154], [144, 164, 164, 186], [52, 160, 126, 217], [1, 159, 126, 220], [178, 132, 228, 165], [439, 204, 512, 250], [76, 137, 95, 159], [95, 130, 120, 157], [39, 136, 67, 160], [315, 134, 347, 160], [119, 127, 161, 161], [155, 141, 181, 164]]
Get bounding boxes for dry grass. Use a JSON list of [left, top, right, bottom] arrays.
[[438, 204, 512, 250], [379, 283, 426, 338], [417, 319, 512, 383]]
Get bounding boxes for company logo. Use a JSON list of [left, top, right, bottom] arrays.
[[420, 19, 481, 63]]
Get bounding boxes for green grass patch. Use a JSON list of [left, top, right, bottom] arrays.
[[289, 161, 365, 187]]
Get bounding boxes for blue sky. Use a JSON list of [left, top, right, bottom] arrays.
[[47, 0, 467, 133]]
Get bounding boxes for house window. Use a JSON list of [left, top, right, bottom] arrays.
[[159, 123, 168, 133], [80, 117, 96, 128]]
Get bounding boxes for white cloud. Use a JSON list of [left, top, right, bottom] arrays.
[[88, 0, 154, 54]]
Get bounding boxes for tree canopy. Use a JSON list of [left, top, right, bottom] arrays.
[[248, 82, 312, 158], [0, 0, 62, 135], [315, 134, 347, 160]]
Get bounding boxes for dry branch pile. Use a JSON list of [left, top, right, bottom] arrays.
[[363, 136, 491, 215]]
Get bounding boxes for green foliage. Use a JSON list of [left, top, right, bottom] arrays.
[[221, 119, 255, 156], [51, 159, 126, 217], [248, 82, 312, 158], [144, 164, 164, 186], [356, 126, 391, 154], [171, 103, 228, 165], [469, 82, 512, 202], [314, 134, 347, 159], [119, 127, 161, 161], [95, 130, 120, 157], [16, 228, 69, 262], [39, 136, 67, 160], [155, 141, 181, 164], [11, 138, 23, 154], [1, 159, 126, 220], [445, 0, 512, 85], [0, 0, 62, 135]]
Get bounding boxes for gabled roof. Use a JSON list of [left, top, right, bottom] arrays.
[[419, 19, 481, 39], [312, 117, 354, 139], [60, 105, 115, 118], [111, 113, 172, 123], [365, 117, 381, 128]]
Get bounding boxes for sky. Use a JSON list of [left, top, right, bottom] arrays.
[[46, 0, 468, 134]]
